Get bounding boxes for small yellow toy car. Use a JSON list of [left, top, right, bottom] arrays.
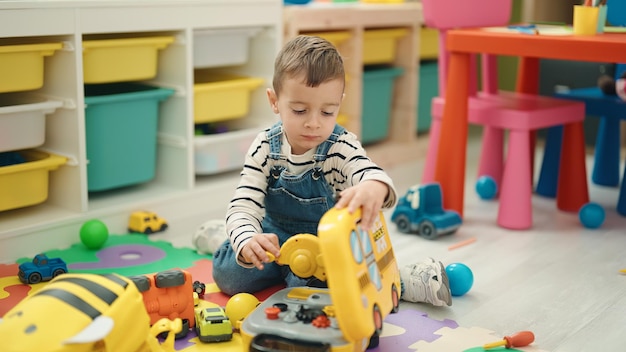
[[194, 306, 233, 343], [128, 211, 168, 234]]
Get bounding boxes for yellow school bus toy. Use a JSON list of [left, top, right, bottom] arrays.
[[240, 207, 401, 352]]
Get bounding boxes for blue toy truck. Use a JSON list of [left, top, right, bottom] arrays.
[[391, 183, 462, 239], [18, 253, 68, 284]]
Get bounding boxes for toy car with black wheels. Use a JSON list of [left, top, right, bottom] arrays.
[[18, 253, 68, 284], [128, 211, 168, 234], [194, 306, 233, 343], [391, 183, 462, 239]]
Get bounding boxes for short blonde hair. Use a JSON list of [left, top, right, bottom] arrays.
[[272, 35, 345, 97]]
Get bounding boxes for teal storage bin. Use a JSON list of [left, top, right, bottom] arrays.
[[417, 60, 439, 133], [361, 66, 404, 144], [84, 82, 175, 192]]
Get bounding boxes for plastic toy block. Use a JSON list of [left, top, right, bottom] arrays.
[[372, 309, 459, 352]]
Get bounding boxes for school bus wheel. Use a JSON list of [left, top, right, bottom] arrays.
[[391, 284, 400, 313], [372, 304, 383, 336]]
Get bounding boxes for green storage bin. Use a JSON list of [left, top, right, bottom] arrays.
[[84, 82, 175, 192], [417, 60, 439, 133], [361, 66, 404, 144]]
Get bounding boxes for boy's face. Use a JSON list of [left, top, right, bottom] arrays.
[[267, 74, 344, 155]]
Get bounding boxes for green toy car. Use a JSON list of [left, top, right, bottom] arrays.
[[194, 306, 233, 343]]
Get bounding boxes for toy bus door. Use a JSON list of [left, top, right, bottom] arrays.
[[317, 208, 401, 345]]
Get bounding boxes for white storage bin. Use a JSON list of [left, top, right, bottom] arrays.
[[193, 27, 262, 68], [194, 120, 264, 175], [0, 94, 63, 152]]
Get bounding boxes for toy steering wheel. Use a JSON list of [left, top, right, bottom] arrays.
[[266, 233, 326, 281]]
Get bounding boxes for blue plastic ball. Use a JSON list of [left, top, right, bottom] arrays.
[[445, 263, 474, 296], [578, 202, 605, 229], [475, 175, 497, 200]]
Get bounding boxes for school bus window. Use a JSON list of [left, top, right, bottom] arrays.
[[359, 229, 372, 255], [350, 230, 363, 264], [368, 262, 382, 290]]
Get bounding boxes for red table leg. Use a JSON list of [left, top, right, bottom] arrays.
[[558, 121, 590, 212], [434, 52, 470, 216], [517, 57, 540, 179], [516, 57, 539, 94]]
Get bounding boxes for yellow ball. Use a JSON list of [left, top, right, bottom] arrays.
[[225, 293, 260, 327]]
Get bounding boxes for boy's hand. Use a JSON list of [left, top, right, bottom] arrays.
[[334, 180, 389, 231], [240, 233, 280, 270]]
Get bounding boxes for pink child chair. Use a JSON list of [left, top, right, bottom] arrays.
[[421, 0, 589, 230]]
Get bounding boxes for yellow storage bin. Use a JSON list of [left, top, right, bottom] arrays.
[[0, 42, 63, 93], [0, 150, 66, 212], [336, 113, 349, 127], [419, 27, 439, 60], [194, 70, 264, 124], [82, 36, 174, 84], [303, 31, 351, 48], [363, 28, 408, 65]]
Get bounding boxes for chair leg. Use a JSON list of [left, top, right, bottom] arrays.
[[536, 126, 563, 198], [557, 122, 589, 212], [592, 117, 621, 187], [497, 129, 532, 230], [422, 115, 442, 183], [477, 126, 504, 196]]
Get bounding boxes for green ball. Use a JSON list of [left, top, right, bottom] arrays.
[[80, 219, 109, 250]]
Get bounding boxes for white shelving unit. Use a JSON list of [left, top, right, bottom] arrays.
[[0, 0, 282, 263]]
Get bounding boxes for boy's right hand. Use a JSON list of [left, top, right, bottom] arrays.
[[240, 233, 280, 270]]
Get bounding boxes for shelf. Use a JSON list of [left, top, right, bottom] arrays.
[[0, 1, 426, 264], [0, 0, 282, 263], [283, 2, 422, 146]]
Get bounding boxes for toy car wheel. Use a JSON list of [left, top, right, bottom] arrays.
[[368, 331, 380, 349], [28, 272, 42, 284], [52, 268, 66, 278], [372, 304, 383, 336], [193, 280, 206, 296], [144, 227, 153, 235], [160, 224, 169, 232], [418, 220, 438, 240], [394, 215, 411, 233], [390, 284, 400, 313]]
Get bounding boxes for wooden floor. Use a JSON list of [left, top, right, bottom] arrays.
[[155, 132, 626, 352]]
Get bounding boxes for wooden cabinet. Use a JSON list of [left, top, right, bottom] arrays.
[[282, 3, 424, 166], [0, 0, 282, 263]]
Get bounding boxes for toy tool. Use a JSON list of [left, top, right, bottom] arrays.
[[483, 330, 535, 349]]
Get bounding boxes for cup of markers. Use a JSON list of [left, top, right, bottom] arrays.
[[573, 0, 607, 35]]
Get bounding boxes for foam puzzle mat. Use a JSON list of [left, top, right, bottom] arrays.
[[0, 234, 548, 351]]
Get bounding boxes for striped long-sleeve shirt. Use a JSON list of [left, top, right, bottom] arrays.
[[226, 125, 398, 267]]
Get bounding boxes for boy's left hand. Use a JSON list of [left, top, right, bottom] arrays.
[[334, 180, 389, 231]]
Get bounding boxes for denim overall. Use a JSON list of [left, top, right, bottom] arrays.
[[212, 122, 345, 295]]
